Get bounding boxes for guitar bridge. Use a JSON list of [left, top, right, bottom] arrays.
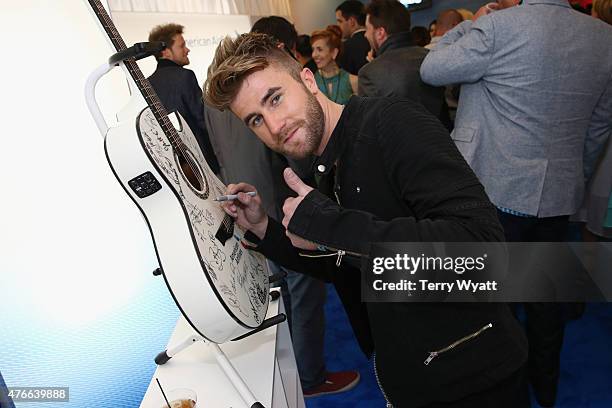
[[215, 214, 235, 246]]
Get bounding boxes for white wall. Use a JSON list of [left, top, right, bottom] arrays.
[[289, 0, 342, 35], [0, 0, 151, 326]]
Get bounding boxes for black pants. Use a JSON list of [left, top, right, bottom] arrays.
[[422, 367, 530, 408], [497, 211, 569, 407]]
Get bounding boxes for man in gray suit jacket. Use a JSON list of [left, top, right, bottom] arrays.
[[420, 0, 612, 219], [420, 1, 612, 406]]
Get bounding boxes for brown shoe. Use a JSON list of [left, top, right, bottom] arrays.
[[303, 371, 360, 398]]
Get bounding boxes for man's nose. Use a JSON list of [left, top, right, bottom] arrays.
[[266, 114, 286, 136]]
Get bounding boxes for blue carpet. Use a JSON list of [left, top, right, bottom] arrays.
[[306, 285, 612, 408]]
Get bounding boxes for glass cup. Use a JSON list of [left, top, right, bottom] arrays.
[[157, 388, 197, 408]]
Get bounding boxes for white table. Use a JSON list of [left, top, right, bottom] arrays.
[[140, 289, 305, 408]]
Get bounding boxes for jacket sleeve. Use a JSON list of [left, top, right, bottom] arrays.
[[287, 102, 504, 256], [583, 71, 612, 180], [339, 39, 367, 76], [183, 71, 220, 173], [420, 19, 494, 86], [357, 64, 381, 97], [244, 218, 335, 282]]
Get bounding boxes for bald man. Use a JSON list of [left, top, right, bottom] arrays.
[[425, 9, 463, 49]]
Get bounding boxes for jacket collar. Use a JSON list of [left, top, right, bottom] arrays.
[[522, 0, 571, 7], [313, 96, 362, 176], [378, 31, 414, 56], [156, 59, 182, 68], [351, 28, 366, 37]]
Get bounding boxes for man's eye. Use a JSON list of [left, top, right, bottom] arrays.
[[251, 115, 263, 127], [271, 94, 282, 106]]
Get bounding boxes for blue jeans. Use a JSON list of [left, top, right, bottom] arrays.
[[269, 261, 327, 389]]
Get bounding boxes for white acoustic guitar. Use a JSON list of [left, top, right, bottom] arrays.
[[84, 0, 273, 345]]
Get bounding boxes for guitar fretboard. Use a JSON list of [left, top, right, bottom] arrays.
[[87, 0, 182, 149]]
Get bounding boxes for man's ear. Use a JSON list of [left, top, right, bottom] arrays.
[[376, 26, 387, 45], [160, 48, 171, 60], [300, 68, 319, 95]]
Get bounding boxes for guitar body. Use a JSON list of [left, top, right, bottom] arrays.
[[105, 95, 269, 343]]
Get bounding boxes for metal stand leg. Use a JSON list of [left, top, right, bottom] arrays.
[[154, 334, 203, 365], [155, 336, 266, 408], [153, 290, 285, 407], [208, 342, 265, 408]]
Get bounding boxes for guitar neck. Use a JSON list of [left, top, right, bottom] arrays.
[[86, 0, 181, 147]]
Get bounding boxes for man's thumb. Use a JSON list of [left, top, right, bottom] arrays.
[[283, 167, 309, 195]]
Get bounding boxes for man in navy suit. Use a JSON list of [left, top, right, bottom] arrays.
[[335, 0, 371, 75], [148, 23, 220, 174]]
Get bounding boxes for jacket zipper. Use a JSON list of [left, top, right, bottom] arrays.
[[424, 323, 493, 366], [299, 248, 361, 266], [373, 352, 393, 407], [297, 171, 364, 267]]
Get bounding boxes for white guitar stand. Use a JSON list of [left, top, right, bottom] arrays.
[[85, 42, 166, 135], [85, 44, 289, 408], [152, 267, 285, 408], [153, 290, 284, 408]]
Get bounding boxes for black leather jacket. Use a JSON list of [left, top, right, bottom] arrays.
[[248, 96, 527, 407]]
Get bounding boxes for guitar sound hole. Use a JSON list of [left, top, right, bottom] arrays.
[[175, 148, 209, 199]]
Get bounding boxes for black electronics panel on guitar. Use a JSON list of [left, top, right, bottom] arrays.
[[128, 172, 162, 198]]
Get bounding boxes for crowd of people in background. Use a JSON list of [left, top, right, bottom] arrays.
[[146, 0, 612, 406]]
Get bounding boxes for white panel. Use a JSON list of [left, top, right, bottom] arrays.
[[109, 0, 292, 15], [0, 0, 154, 327], [288, 0, 336, 36]]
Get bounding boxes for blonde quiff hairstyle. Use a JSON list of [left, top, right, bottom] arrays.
[[204, 33, 303, 111]]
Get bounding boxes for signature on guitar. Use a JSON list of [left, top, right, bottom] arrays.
[[208, 230, 227, 269]]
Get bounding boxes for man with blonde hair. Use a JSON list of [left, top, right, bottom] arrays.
[[205, 32, 529, 407], [205, 16, 359, 398]]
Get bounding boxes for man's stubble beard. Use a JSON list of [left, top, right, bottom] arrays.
[[280, 88, 325, 159]]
